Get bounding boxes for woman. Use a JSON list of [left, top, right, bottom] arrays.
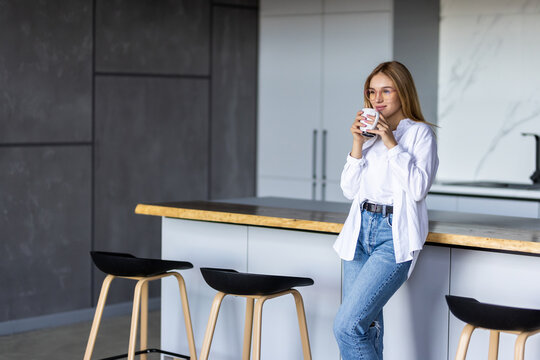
[[332, 61, 439, 359]]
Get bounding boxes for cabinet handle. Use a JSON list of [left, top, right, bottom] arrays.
[[312, 129, 317, 200], [322, 129, 327, 201]]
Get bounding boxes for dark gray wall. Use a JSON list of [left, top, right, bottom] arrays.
[[94, 76, 210, 302], [0, 146, 92, 321], [211, 6, 257, 199], [95, 0, 210, 75], [0, 0, 92, 143], [0, 0, 93, 323], [393, 0, 439, 124], [0, 0, 258, 325]]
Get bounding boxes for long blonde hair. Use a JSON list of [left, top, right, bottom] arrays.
[[364, 61, 434, 126]]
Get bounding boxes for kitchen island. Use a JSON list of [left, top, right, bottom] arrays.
[[136, 197, 540, 360]]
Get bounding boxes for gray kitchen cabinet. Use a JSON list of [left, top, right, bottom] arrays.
[[322, 11, 392, 201], [427, 193, 540, 218], [258, 6, 392, 201], [457, 196, 539, 218], [426, 194, 459, 212], [257, 14, 322, 199]]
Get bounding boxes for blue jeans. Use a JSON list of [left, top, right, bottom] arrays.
[[333, 209, 412, 360]]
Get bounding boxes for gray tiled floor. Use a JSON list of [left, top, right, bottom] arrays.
[[0, 311, 161, 360]]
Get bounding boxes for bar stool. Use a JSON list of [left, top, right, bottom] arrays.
[[446, 295, 540, 360], [199, 268, 314, 360], [84, 251, 197, 360]]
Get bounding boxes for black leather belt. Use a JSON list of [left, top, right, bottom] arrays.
[[362, 202, 393, 214]]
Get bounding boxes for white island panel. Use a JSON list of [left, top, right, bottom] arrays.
[[161, 218, 248, 360], [154, 204, 540, 360], [384, 246, 451, 360], [449, 249, 540, 359], [247, 226, 341, 360]]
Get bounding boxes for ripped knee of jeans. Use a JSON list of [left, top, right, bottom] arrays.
[[370, 321, 382, 335]]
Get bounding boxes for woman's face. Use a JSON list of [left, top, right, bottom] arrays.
[[367, 72, 404, 123]]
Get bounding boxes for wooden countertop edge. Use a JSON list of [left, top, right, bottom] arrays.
[[135, 204, 344, 233], [426, 233, 539, 254], [135, 204, 540, 255]]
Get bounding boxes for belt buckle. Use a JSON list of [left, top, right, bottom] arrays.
[[367, 202, 378, 213], [366, 202, 375, 212]]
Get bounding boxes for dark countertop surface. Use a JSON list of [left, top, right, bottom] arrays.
[[136, 197, 540, 255]]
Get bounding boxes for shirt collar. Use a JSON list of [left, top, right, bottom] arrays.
[[393, 118, 414, 134]]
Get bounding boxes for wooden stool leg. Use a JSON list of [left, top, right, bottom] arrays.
[[455, 324, 476, 360], [515, 329, 540, 360], [199, 292, 226, 360], [252, 297, 268, 360], [172, 272, 198, 360], [291, 290, 312, 360], [488, 330, 500, 360], [140, 281, 149, 360], [514, 332, 529, 360], [243, 298, 255, 360], [84, 274, 115, 360], [128, 279, 147, 360]]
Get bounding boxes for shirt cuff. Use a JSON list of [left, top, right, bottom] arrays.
[[387, 144, 404, 158], [347, 153, 366, 166]]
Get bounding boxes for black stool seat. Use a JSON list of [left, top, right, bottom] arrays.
[[199, 267, 314, 359], [446, 295, 540, 332], [85, 251, 197, 360], [91, 251, 193, 277], [200, 267, 314, 295]]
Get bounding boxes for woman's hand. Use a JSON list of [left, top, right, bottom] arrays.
[[350, 110, 374, 158], [350, 110, 367, 158], [365, 115, 398, 150], [350, 110, 368, 143]]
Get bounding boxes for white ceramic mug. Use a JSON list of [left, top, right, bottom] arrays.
[[360, 108, 379, 137]]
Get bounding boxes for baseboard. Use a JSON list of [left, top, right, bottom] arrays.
[[0, 297, 161, 336]]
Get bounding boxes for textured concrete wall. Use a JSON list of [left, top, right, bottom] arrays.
[[0, 0, 258, 324], [211, 6, 258, 199]]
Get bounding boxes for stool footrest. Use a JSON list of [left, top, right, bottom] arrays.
[[99, 348, 190, 360]]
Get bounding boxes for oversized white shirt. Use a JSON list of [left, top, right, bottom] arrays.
[[333, 118, 439, 276], [354, 137, 394, 205]]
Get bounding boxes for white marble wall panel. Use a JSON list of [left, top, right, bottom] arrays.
[[438, 2, 540, 184]]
